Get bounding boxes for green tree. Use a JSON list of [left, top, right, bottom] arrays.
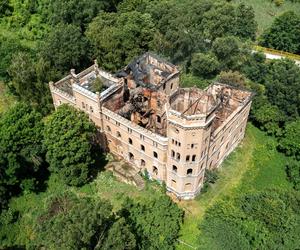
[[202, 2, 237, 41], [286, 160, 300, 190], [33, 192, 113, 249], [241, 52, 268, 84], [253, 103, 284, 136], [40, 0, 115, 29], [190, 53, 219, 78], [8, 52, 56, 115], [120, 195, 183, 249], [0, 103, 45, 209], [43, 105, 96, 186], [217, 70, 247, 88], [40, 23, 90, 73], [260, 11, 300, 54], [86, 11, 155, 71], [279, 119, 300, 159], [264, 59, 300, 117], [199, 189, 300, 249], [235, 3, 257, 41], [102, 217, 136, 250], [212, 36, 241, 70]]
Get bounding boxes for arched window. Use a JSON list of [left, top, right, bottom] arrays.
[[171, 179, 177, 188], [141, 159, 145, 167], [128, 138, 133, 145], [82, 102, 85, 108], [226, 142, 229, 149], [153, 151, 158, 158], [90, 106, 94, 113], [184, 183, 192, 192], [170, 83, 173, 90], [157, 115, 161, 123], [116, 131, 121, 138], [192, 155, 196, 162], [129, 152, 134, 161], [186, 155, 190, 162], [141, 144, 145, 151], [172, 165, 177, 173], [187, 169, 193, 175], [153, 166, 158, 175], [171, 150, 175, 158], [176, 153, 180, 160], [106, 126, 111, 132]]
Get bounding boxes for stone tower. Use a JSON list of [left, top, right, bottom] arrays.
[[165, 88, 218, 199]]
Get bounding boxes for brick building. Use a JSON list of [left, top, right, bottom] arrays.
[[49, 52, 253, 199]]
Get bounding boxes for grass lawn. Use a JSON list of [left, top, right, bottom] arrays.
[[233, 0, 300, 35], [176, 123, 292, 249], [0, 82, 16, 113]]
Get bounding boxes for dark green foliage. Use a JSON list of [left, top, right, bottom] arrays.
[[102, 217, 136, 250], [252, 103, 284, 136], [40, 0, 113, 29], [212, 36, 241, 70], [86, 11, 155, 71], [40, 23, 91, 73], [90, 78, 104, 93], [235, 4, 257, 41], [0, 0, 13, 17], [190, 53, 219, 78], [202, 2, 237, 41], [121, 195, 184, 249], [43, 105, 96, 186], [264, 59, 300, 118], [241, 52, 268, 84], [8, 52, 56, 115], [217, 70, 247, 88], [34, 192, 113, 249], [279, 119, 300, 159], [286, 160, 300, 190], [0, 103, 45, 209], [199, 189, 300, 249], [260, 11, 300, 54], [201, 170, 219, 193], [0, 35, 25, 81]]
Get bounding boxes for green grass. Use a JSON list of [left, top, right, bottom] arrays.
[[233, 0, 300, 35], [0, 82, 16, 113], [176, 124, 292, 249]]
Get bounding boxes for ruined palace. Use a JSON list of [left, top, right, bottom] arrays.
[[49, 52, 253, 199]]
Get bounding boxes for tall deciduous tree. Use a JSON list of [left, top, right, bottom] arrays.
[[120, 195, 184, 249], [0, 103, 45, 209], [279, 119, 300, 159], [191, 53, 219, 78], [212, 36, 241, 70], [8, 52, 56, 115], [86, 11, 156, 71], [40, 24, 90, 73], [34, 192, 113, 249], [264, 59, 300, 118], [43, 104, 96, 186], [235, 3, 257, 41], [260, 11, 300, 54]]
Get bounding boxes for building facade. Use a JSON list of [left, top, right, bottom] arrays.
[[49, 53, 253, 199]]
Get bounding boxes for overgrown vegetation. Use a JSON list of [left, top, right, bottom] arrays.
[[1, 0, 300, 249]]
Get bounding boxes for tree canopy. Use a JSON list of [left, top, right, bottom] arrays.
[[0, 103, 45, 209], [43, 104, 96, 186], [260, 11, 300, 54]]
